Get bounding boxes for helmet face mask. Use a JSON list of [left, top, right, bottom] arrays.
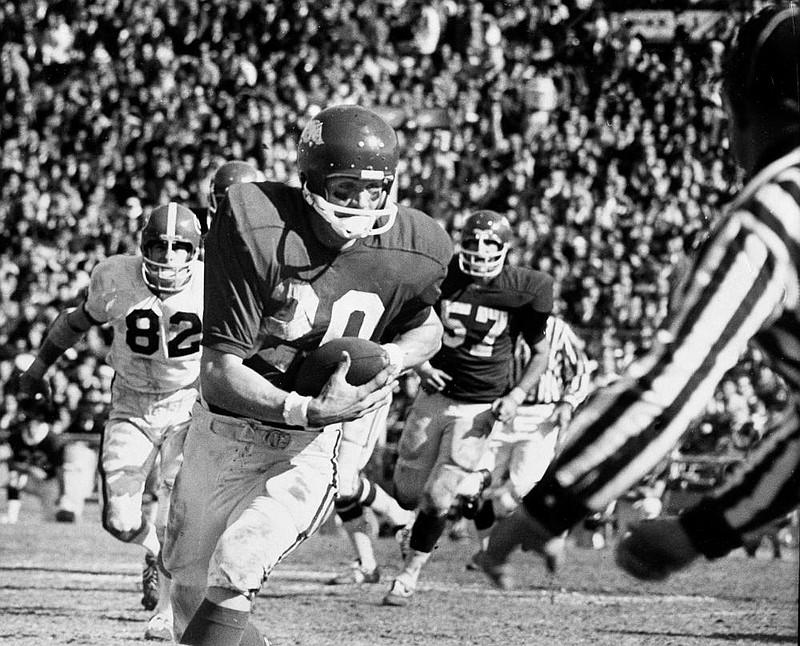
[[141, 202, 201, 293], [298, 105, 399, 241], [457, 211, 513, 279]]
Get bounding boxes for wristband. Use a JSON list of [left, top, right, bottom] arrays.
[[508, 386, 527, 405], [381, 343, 406, 371], [282, 391, 312, 428]]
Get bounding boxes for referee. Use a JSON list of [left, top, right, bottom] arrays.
[[481, 3, 800, 584]]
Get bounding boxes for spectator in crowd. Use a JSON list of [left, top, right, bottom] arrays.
[[0, 1, 743, 386], [0, 398, 62, 524]]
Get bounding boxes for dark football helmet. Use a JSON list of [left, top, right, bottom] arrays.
[[208, 161, 261, 217], [140, 202, 202, 293], [297, 105, 398, 240], [458, 211, 513, 279]]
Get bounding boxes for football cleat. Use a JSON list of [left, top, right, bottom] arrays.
[[522, 529, 567, 575], [326, 560, 380, 585], [381, 577, 415, 606], [465, 550, 484, 572], [144, 613, 173, 641], [141, 553, 159, 611], [55, 509, 76, 523], [475, 551, 515, 590], [482, 508, 566, 580], [512, 509, 566, 575]]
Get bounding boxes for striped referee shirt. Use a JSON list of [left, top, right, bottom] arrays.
[[524, 147, 800, 554], [514, 316, 593, 409]]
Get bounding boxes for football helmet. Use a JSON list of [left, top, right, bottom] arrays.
[[457, 211, 513, 279], [208, 161, 261, 217], [297, 105, 398, 240], [140, 202, 201, 293]]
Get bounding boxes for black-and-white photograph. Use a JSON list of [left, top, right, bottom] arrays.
[[1, 1, 797, 644]]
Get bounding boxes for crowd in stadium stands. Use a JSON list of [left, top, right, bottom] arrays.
[[0, 0, 788, 510]]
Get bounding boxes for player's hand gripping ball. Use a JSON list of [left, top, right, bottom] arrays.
[[294, 338, 389, 396]]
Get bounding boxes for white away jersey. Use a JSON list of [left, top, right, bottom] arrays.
[[84, 255, 204, 394]]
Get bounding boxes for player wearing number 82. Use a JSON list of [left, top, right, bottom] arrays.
[[18, 202, 204, 641]]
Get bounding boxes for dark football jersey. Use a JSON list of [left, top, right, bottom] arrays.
[[431, 257, 553, 402], [203, 181, 452, 394]]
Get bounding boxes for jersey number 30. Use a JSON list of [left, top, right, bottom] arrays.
[[125, 310, 201, 357]]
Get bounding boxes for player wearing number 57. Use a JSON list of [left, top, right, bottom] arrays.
[[161, 104, 452, 646], [18, 202, 204, 641], [382, 210, 554, 606]]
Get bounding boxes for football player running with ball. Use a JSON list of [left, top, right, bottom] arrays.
[[481, 4, 800, 587], [18, 203, 204, 641], [383, 210, 554, 606], [161, 105, 452, 646]]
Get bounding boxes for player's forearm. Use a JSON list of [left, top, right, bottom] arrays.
[[385, 309, 443, 371], [514, 336, 549, 397], [524, 237, 787, 534], [200, 348, 289, 424], [28, 307, 92, 377]]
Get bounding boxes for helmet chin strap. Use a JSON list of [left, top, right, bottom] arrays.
[[302, 184, 397, 240]]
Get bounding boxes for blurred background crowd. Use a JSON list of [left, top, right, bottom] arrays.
[[0, 0, 792, 533]]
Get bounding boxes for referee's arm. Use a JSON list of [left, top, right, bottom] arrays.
[[521, 213, 791, 536]]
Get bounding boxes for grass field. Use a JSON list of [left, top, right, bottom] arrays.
[[0, 500, 797, 646]]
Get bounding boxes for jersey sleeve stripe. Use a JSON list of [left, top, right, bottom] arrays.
[[719, 415, 800, 532], [557, 231, 783, 497], [554, 227, 750, 467], [575, 253, 782, 500]]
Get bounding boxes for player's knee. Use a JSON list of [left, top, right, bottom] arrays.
[[210, 545, 264, 596], [393, 489, 417, 510], [393, 466, 426, 510], [420, 489, 453, 517], [425, 471, 463, 516]]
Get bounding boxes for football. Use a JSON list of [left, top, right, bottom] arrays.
[[294, 337, 389, 396]]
